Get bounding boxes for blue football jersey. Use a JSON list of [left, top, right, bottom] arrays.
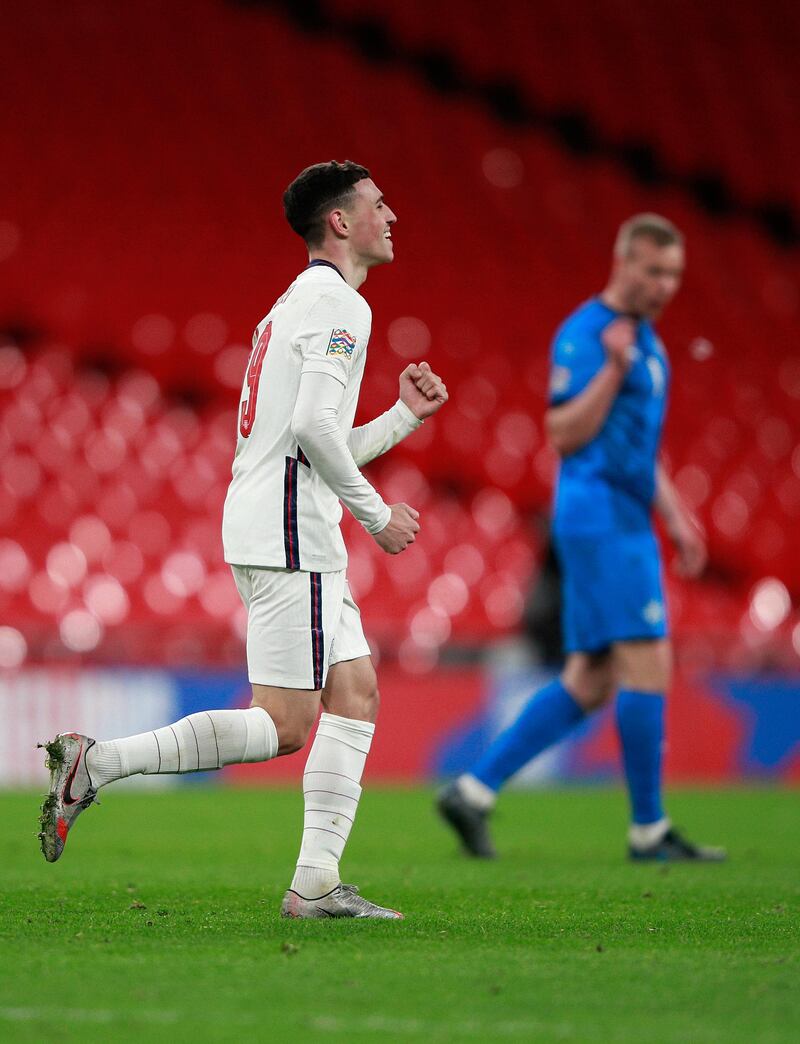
[[549, 298, 669, 535]]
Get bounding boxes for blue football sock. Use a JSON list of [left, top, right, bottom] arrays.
[[471, 679, 585, 792], [615, 689, 665, 825]]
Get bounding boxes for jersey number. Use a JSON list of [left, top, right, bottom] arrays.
[[239, 322, 272, 438]]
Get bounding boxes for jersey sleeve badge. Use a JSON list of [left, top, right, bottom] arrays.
[[326, 329, 357, 358]]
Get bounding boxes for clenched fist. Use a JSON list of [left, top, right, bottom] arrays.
[[601, 318, 638, 373], [399, 362, 448, 421], [373, 503, 420, 555]]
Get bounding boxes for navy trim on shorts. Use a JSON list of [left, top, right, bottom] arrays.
[[310, 572, 324, 690], [297, 446, 310, 468], [283, 456, 300, 569]]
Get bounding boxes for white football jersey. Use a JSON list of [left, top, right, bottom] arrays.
[[222, 264, 372, 572]]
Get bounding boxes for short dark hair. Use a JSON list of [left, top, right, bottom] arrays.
[[283, 161, 371, 246]]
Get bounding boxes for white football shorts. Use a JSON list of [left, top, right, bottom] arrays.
[[230, 565, 371, 689]]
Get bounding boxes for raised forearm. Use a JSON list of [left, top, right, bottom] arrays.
[[654, 464, 688, 533], [347, 400, 422, 467], [546, 361, 626, 456]]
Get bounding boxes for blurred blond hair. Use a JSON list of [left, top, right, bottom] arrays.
[[614, 213, 683, 258]]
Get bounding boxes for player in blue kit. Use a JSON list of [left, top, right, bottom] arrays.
[[438, 214, 726, 862]]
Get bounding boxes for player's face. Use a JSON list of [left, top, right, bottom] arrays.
[[618, 239, 685, 319], [344, 179, 397, 266]]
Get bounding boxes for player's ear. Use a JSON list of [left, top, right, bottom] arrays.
[[329, 209, 349, 239]]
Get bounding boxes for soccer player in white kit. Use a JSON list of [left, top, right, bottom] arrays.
[[38, 161, 448, 919]]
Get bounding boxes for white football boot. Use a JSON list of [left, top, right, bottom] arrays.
[[38, 733, 98, 863], [281, 883, 403, 919]]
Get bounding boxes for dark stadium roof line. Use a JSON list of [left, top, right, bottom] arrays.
[[231, 0, 799, 248]]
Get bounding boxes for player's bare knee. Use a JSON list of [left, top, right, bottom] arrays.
[[276, 723, 311, 756], [567, 679, 613, 713], [321, 656, 380, 724], [357, 683, 380, 721], [562, 652, 613, 712], [577, 682, 614, 712], [272, 704, 317, 755], [614, 639, 672, 692], [322, 682, 379, 723], [249, 684, 319, 756]]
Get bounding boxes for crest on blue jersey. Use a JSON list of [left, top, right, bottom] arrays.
[[327, 328, 357, 358], [642, 599, 664, 625], [550, 365, 571, 395]]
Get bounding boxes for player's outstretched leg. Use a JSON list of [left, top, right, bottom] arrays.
[[37, 707, 279, 862], [38, 733, 98, 863], [436, 679, 585, 858], [616, 689, 726, 862]]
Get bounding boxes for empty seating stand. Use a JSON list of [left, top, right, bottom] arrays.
[[1, 0, 797, 667]]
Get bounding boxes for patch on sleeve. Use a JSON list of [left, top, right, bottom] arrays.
[[550, 365, 571, 396], [326, 329, 357, 358]]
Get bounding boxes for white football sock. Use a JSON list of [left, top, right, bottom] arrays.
[[457, 773, 497, 811], [628, 816, 671, 850], [86, 707, 279, 787], [290, 712, 375, 899]]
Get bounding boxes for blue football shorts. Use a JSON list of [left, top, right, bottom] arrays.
[[553, 526, 668, 654]]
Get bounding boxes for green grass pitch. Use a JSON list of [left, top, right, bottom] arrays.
[[1, 785, 798, 1042]]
